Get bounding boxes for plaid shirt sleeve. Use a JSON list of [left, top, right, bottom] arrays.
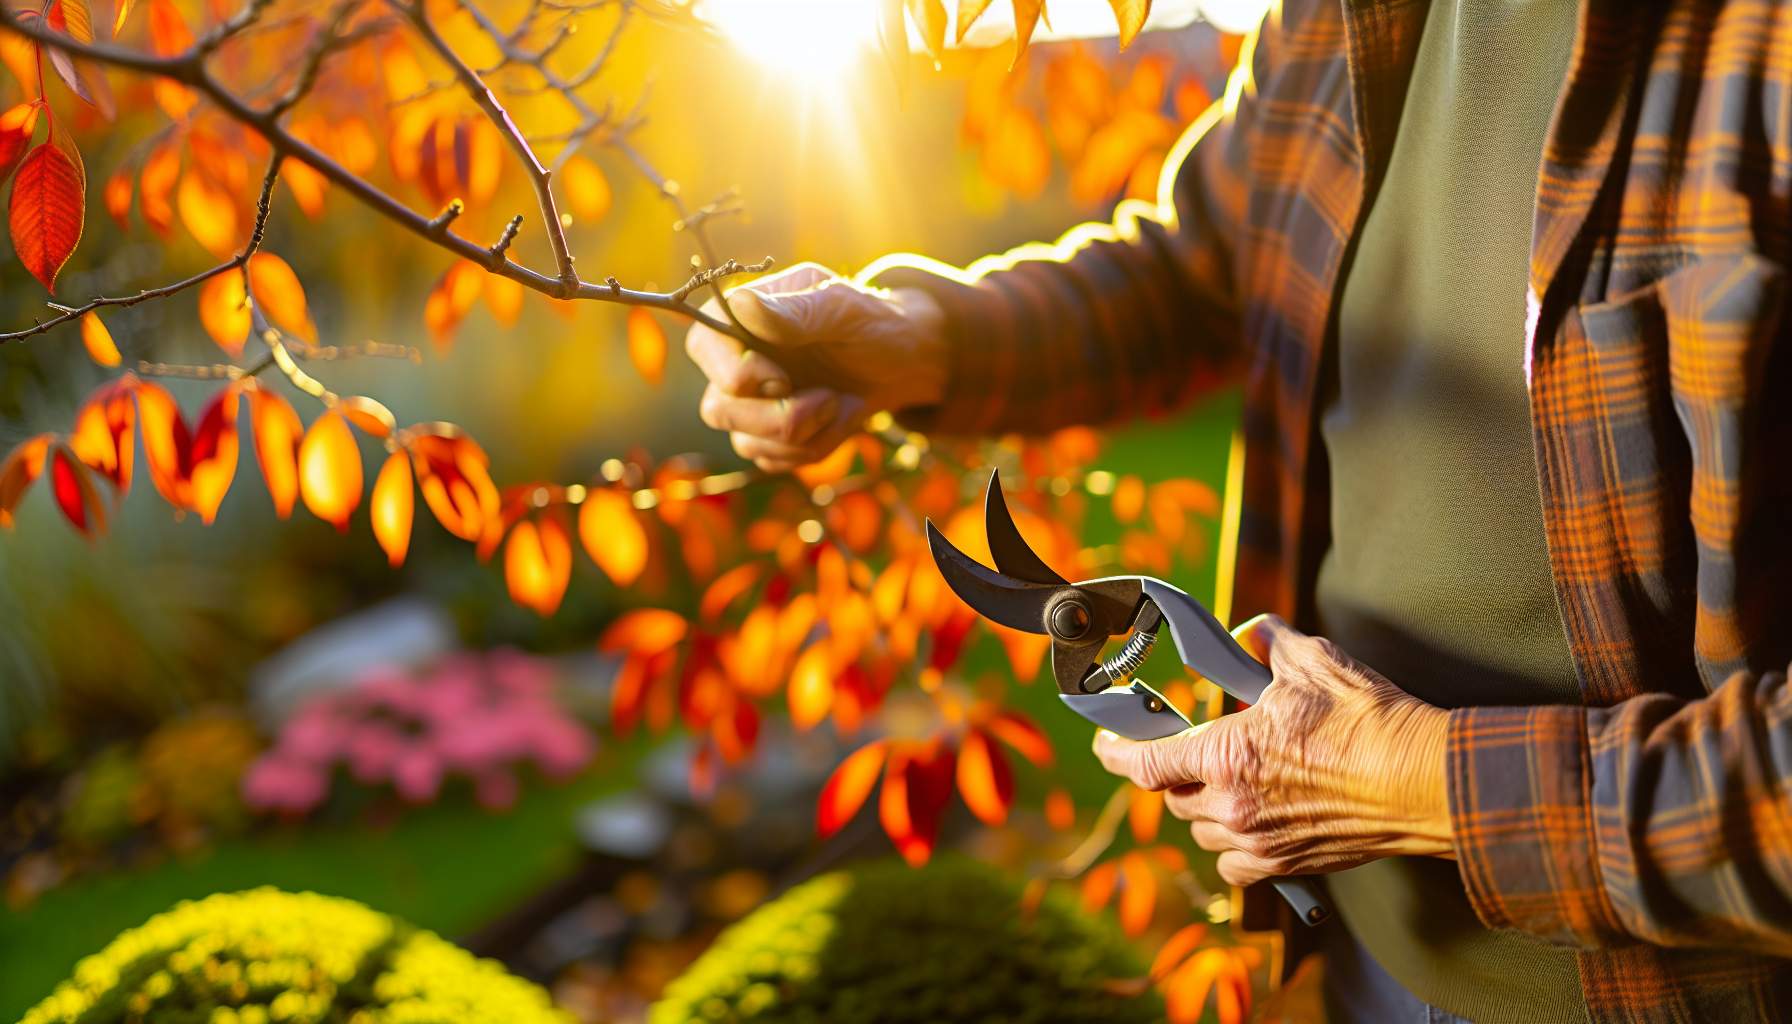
[[1449, 667, 1792, 955], [859, 31, 1271, 436]]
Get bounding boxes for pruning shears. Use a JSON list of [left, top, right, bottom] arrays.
[[924, 470, 1331, 927]]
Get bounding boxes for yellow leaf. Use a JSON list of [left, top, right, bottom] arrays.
[[247, 252, 314, 341], [955, 0, 996, 42], [371, 450, 413, 567], [298, 410, 362, 531], [177, 169, 238, 258], [1011, 0, 1045, 67], [788, 644, 835, 731], [198, 271, 250, 356], [906, 0, 947, 59], [626, 307, 667, 386], [578, 488, 647, 586], [80, 312, 119, 366], [1108, 0, 1150, 48], [561, 155, 611, 223], [139, 141, 179, 236]]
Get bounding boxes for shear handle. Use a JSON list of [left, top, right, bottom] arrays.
[[1139, 578, 1273, 705]]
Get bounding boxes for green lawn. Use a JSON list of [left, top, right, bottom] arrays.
[[0, 394, 1240, 1020]]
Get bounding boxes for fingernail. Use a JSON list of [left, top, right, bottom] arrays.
[[1092, 729, 1118, 753], [758, 378, 791, 399]]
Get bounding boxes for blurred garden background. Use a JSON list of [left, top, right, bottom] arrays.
[[0, 1, 1302, 1020]]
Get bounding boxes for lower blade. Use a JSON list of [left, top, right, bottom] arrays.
[[1060, 682, 1192, 741]]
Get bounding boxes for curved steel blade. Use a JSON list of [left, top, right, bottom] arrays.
[[983, 468, 1069, 587], [924, 518, 1055, 634]]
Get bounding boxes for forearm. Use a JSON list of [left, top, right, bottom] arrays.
[[861, 95, 1251, 437], [1449, 667, 1792, 954]]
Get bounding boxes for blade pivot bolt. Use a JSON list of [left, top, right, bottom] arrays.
[[1048, 597, 1093, 641]]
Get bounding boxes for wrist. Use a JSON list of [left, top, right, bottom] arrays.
[[1404, 701, 1455, 857], [892, 286, 947, 409]]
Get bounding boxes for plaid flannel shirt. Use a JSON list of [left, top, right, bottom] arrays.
[[867, 1, 1792, 1019]]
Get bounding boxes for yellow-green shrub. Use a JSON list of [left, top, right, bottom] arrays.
[[20, 888, 569, 1024], [651, 857, 1164, 1024]]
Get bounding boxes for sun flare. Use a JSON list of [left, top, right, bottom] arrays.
[[700, 0, 883, 82]]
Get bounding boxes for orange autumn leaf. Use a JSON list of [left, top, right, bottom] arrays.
[[248, 386, 302, 518], [484, 273, 523, 326], [134, 378, 191, 508], [176, 169, 238, 258], [983, 708, 1054, 767], [298, 410, 362, 531], [1149, 922, 1209, 982], [79, 312, 119, 366], [817, 740, 886, 838], [138, 141, 178, 235], [955, 727, 1014, 826], [198, 270, 250, 356], [0, 102, 39, 183], [101, 169, 131, 230], [407, 429, 498, 542], [788, 643, 835, 731], [423, 260, 483, 349], [69, 379, 134, 492], [505, 511, 573, 616], [626, 307, 667, 386], [1044, 787, 1077, 830], [248, 252, 315, 340], [0, 434, 52, 527], [562, 154, 611, 222], [793, 438, 857, 488], [147, 0, 196, 119], [371, 450, 414, 567], [187, 386, 240, 524], [1113, 474, 1145, 523], [335, 396, 395, 438], [49, 445, 106, 538], [1128, 783, 1165, 843], [698, 562, 761, 621], [1118, 851, 1157, 936], [11, 142, 85, 293], [982, 106, 1050, 198], [578, 488, 647, 586], [598, 608, 688, 657], [1163, 947, 1253, 1024], [1081, 860, 1118, 914]]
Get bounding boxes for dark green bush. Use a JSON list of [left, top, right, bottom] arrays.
[[651, 857, 1164, 1024], [20, 888, 569, 1024]]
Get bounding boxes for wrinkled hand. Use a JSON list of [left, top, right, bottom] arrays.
[[1094, 614, 1454, 887], [682, 262, 946, 473]]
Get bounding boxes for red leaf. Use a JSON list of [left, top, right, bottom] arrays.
[[10, 141, 85, 293], [879, 741, 954, 866], [187, 385, 240, 524], [68, 377, 134, 491], [817, 740, 886, 838], [49, 445, 105, 537]]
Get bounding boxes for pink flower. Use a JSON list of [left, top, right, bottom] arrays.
[[242, 755, 329, 814], [392, 747, 443, 803]]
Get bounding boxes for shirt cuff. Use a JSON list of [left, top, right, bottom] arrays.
[[1447, 704, 1628, 946]]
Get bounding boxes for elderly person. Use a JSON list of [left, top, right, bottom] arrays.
[[682, 2, 1792, 1021]]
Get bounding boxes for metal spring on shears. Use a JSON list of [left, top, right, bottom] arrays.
[[1097, 628, 1158, 684]]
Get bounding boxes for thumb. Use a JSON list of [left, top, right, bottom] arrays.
[[724, 288, 821, 346], [1230, 612, 1296, 665]]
